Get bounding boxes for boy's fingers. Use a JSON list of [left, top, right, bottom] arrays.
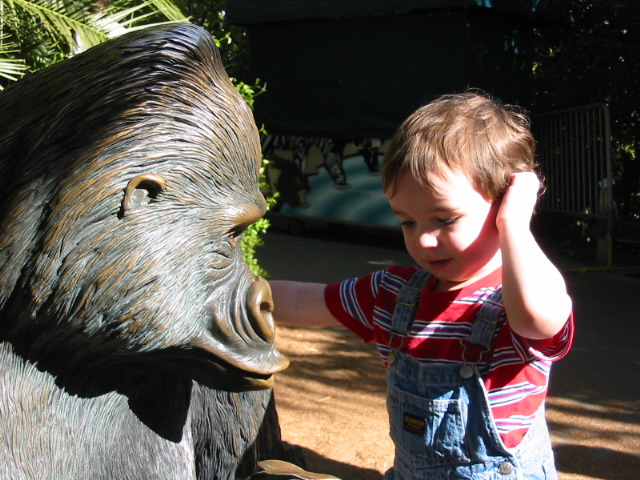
[[506, 173, 542, 204], [510, 172, 540, 190], [497, 173, 540, 228]]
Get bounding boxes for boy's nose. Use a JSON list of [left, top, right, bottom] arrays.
[[418, 231, 438, 249]]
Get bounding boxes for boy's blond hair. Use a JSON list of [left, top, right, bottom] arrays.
[[382, 91, 537, 201]]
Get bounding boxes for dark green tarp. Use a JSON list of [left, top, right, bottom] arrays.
[[238, 6, 534, 139], [227, 0, 537, 25]]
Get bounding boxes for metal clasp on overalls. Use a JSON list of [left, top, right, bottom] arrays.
[[458, 340, 491, 379], [387, 328, 405, 364]]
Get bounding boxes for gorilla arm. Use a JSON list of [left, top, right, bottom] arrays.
[[269, 281, 340, 327]]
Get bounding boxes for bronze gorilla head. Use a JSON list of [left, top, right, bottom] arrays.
[[0, 23, 288, 394]]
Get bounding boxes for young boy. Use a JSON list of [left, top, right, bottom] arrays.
[[270, 92, 573, 479]]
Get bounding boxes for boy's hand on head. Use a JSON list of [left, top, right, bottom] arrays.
[[497, 171, 572, 340], [495, 172, 541, 234]]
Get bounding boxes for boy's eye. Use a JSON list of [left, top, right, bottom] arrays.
[[400, 220, 415, 228], [438, 217, 459, 226]]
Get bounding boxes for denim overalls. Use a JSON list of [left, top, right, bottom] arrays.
[[384, 270, 557, 480]]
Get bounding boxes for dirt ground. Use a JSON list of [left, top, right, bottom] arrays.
[[272, 323, 639, 480], [272, 325, 394, 479], [259, 227, 640, 480]]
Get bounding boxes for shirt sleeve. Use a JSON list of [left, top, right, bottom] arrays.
[[325, 272, 381, 343], [512, 312, 575, 362]]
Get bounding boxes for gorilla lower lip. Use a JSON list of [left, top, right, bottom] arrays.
[[246, 375, 274, 389], [196, 336, 290, 377]]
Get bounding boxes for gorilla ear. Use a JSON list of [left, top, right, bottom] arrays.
[[120, 173, 167, 218]]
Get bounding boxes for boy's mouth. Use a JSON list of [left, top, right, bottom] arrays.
[[425, 258, 452, 271]]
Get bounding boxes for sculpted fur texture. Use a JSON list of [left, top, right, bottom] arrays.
[[0, 23, 292, 479]]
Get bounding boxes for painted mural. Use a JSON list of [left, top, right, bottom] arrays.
[[261, 135, 398, 227]]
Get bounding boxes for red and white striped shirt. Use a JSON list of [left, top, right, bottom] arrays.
[[325, 265, 573, 448]]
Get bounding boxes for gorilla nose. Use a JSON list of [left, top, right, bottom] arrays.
[[247, 276, 276, 343]]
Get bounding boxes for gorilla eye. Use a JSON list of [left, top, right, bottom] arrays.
[[227, 225, 247, 248], [224, 204, 263, 248]]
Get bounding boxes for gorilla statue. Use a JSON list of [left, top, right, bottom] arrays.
[[0, 23, 307, 479]]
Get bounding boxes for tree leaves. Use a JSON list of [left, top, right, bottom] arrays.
[[0, 0, 188, 83]]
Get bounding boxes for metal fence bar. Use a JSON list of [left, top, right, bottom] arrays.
[[535, 104, 611, 216], [534, 104, 613, 266]]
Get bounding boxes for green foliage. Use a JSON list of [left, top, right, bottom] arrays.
[[233, 77, 275, 277], [231, 77, 266, 111], [241, 165, 278, 278], [0, 0, 189, 85], [0, 35, 27, 85], [532, 0, 640, 219]]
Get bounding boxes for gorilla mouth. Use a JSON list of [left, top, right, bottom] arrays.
[[229, 370, 275, 390], [176, 337, 290, 392], [178, 348, 285, 392]]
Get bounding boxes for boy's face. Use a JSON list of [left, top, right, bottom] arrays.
[[387, 169, 502, 291]]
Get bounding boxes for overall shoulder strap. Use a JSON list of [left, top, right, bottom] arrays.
[[469, 287, 504, 349], [390, 269, 431, 337]]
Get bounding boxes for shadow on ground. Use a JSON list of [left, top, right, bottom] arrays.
[[287, 444, 385, 480], [554, 445, 640, 480]]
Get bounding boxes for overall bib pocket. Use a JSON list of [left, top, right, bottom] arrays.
[[388, 385, 472, 469]]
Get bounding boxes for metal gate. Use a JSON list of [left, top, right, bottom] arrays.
[[534, 104, 614, 265]]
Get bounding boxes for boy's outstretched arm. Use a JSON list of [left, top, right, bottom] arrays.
[[496, 172, 573, 340], [269, 280, 341, 327]]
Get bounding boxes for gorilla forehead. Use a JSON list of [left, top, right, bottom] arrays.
[[0, 23, 262, 198], [77, 26, 262, 201]]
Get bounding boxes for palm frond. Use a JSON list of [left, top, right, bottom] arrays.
[[0, 58, 27, 85], [5, 0, 106, 52], [143, 0, 188, 23], [0, 35, 27, 87], [2, 0, 189, 57], [93, 0, 188, 40]]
